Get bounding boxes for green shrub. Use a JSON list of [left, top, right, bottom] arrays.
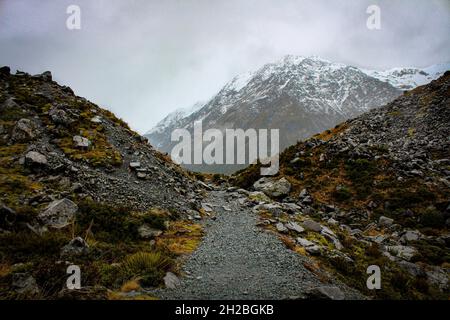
[[77, 200, 141, 242], [345, 158, 377, 198], [420, 210, 445, 229], [332, 185, 352, 202]]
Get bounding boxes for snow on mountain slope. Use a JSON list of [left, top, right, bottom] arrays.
[[146, 101, 205, 147], [145, 56, 448, 173], [361, 63, 450, 90]]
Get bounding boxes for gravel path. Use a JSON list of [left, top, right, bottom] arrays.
[[151, 190, 362, 300]]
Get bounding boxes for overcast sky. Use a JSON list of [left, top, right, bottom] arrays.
[[0, 0, 449, 133]]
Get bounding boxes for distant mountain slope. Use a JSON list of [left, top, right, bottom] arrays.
[[147, 59, 449, 174], [361, 63, 450, 90], [146, 56, 405, 173], [147, 101, 205, 149]]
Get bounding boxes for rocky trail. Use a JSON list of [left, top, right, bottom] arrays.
[[150, 189, 363, 300]]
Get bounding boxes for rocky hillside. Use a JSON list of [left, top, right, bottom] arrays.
[[231, 72, 450, 299], [0, 67, 209, 299]]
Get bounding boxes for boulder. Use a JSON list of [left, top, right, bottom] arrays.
[[305, 245, 321, 255], [129, 161, 141, 169], [138, 224, 162, 239], [90, 115, 102, 124], [136, 172, 147, 179], [11, 118, 38, 142], [321, 226, 343, 250], [425, 266, 448, 290], [49, 106, 72, 125], [201, 203, 213, 212], [12, 273, 40, 296], [253, 177, 291, 198], [399, 230, 422, 244], [25, 151, 48, 166], [379, 215, 394, 227], [397, 260, 424, 277], [386, 245, 417, 261], [285, 221, 305, 233], [61, 237, 89, 257], [38, 198, 78, 228], [302, 219, 322, 232], [281, 202, 301, 214], [276, 222, 288, 233], [73, 135, 91, 148], [163, 272, 181, 289], [298, 188, 313, 204], [297, 237, 314, 247], [253, 203, 283, 216]]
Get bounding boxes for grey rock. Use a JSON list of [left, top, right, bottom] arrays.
[[298, 189, 309, 198], [38, 198, 78, 228], [397, 260, 424, 277], [11, 118, 37, 142], [425, 266, 448, 290], [129, 161, 141, 169], [399, 230, 422, 244], [379, 215, 394, 227], [296, 237, 314, 247], [201, 203, 213, 212], [281, 202, 301, 214], [138, 224, 163, 239], [163, 272, 181, 289], [327, 218, 338, 225], [90, 115, 103, 124], [302, 219, 322, 232], [253, 203, 283, 216], [49, 106, 72, 125], [385, 245, 417, 261], [61, 237, 89, 257], [253, 177, 291, 198], [137, 172, 147, 179], [12, 273, 40, 296], [285, 221, 305, 233], [276, 222, 288, 233], [305, 245, 321, 254], [73, 135, 91, 148], [25, 151, 47, 166]]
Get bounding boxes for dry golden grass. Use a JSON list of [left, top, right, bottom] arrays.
[[108, 291, 158, 300], [314, 123, 349, 142], [0, 263, 12, 277], [156, 221, 203, 255], [120, 279, 141, 293]]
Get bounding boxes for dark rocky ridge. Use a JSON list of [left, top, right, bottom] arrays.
[[0, 66, 204, 214]]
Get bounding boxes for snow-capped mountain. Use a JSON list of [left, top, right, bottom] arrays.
[[145, 56, 448, 173], [147, 101, 204, 149], [361, 63, 450, 90]]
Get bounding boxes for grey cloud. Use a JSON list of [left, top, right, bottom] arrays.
[[0, 0, 449, 133]]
